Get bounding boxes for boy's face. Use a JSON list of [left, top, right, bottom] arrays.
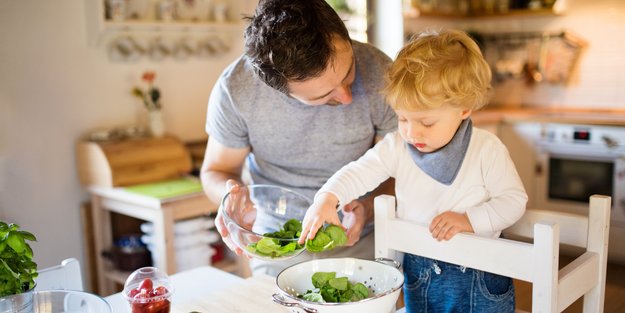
[[287, 37, 356, 106], [396, 104, 471, 153]]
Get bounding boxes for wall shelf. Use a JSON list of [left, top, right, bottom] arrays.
[[403, 0, 566, 19], [85, 0, 247, 47]]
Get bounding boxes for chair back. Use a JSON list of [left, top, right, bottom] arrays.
[[374, 195, 611, 313], [35, 258, 84, 291]]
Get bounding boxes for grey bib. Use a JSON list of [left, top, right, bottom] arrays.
[[407, 118, 472, 185]]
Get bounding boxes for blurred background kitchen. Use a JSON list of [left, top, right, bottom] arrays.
[[1, 0, 624, 302]]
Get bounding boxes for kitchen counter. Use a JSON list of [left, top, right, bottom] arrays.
[[473, 106, 625, 127]]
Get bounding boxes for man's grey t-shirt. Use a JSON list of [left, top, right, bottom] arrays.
[[205, 41, 397, 201]]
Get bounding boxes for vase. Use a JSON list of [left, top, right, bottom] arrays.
[[148, 110, 165, 137], [0, 287, 34, 313]]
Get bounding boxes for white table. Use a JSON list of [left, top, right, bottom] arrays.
[[106, 265, 405, 312], [105, 266, 244, 312]]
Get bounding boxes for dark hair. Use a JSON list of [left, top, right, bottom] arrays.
[[243, 0, 351, 94]]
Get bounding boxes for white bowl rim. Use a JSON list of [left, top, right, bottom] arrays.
[[275, 257, 405, 306]]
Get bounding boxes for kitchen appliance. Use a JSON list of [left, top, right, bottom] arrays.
[[533, 123, 625, 262], [272, 257, 403, 313]]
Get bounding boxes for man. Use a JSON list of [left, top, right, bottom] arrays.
[[201, 0, 396, 276]]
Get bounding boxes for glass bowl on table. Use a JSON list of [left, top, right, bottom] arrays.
[[122, 267, 173, 313], [220, 184, 312, 261]]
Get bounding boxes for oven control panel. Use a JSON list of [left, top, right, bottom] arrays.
[[539, 124, 625, 151]]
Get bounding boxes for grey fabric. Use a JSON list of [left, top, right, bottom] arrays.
[[206, 41, 398, 201], [407, 118, 473, 185]]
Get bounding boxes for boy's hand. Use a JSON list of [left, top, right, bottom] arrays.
[[299, 192, 341, 244], [429, 212, 474, 241]]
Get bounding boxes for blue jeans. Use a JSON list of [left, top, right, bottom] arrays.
[[403, 254, 515, 313]]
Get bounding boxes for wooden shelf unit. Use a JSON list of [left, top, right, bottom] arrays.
[[89, 185, 248, 295]]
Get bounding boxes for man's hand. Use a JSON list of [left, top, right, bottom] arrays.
[[214, 180, 254, 257], [341, 200, 367, 246], [429, 212, 474, 241]]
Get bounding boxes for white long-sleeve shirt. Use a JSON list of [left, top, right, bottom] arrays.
[[318, 128, 528, 237]]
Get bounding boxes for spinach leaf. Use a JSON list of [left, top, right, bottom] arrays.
[[305, 224, 347, 253], [298, 271, 371, 303], [245, 219, 304, 258], [245, 219, 348, 257]]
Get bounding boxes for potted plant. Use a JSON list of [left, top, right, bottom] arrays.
[[0, 221, 37, 312]]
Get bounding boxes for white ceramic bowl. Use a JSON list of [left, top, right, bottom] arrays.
[[273, 258, 404, 313]]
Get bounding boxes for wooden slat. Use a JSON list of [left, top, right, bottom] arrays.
[[384, 218, 537, 281], [532, 222, 559, 312], [558, 252, 599, 311], [505, 209, 589, 248], [583, 195, 611, 312]]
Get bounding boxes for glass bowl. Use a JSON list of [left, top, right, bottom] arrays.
[[220, 184, 312, 261], [122, 267, 173, 313]]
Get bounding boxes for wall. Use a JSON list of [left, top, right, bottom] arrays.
[[0, 0, 251, 291], [397, 0, 625, 108]]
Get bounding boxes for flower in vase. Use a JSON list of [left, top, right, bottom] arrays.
[[132, 71, 162, 111]]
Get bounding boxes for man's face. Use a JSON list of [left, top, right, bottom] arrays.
[[287, 37, 356, 106]]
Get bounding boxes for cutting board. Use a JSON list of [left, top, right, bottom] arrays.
[[171, 274, 290, 313]]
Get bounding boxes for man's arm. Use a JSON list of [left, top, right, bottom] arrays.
[[200, 137, 250, 255], [200, 136, 250, 205]]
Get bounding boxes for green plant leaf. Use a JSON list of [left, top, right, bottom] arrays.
[[6, 233, 25, 254], [0, 221, 38, 296], [17, 231, 36, 242]]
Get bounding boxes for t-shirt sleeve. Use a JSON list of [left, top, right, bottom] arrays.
[[205, 77, 250, 149], [374, 100, 398, 138], [360, 43, 397, 138]]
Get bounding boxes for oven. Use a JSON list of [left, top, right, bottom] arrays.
[[533, 123, 625, 263]]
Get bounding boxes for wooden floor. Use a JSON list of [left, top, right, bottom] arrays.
[[515, 258, 625, 312]]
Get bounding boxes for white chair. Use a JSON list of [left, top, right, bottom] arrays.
[[35, 257, 84, 291], [375, 195, 611, 313]]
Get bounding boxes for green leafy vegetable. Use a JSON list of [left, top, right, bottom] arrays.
[[305, 224, 347, 253], [246, 219, 305, 258], [299, 271, 371, 303], [0, 221, 38, 297], [246, 219, 349, 258]]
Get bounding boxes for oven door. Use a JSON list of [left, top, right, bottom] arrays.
[[534, 145, 623, 219]]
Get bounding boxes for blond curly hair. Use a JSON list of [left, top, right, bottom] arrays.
[[384, 29, 492, 111]]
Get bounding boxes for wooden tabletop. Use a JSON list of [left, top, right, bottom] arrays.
[[171, 274, 289, 313], [473, 106, 625, 127]]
